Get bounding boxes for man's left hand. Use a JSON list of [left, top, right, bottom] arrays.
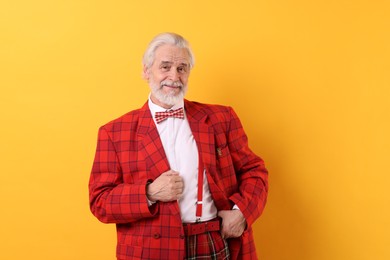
[[218, 209, 247, 239]]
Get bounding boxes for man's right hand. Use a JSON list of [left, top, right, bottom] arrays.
[[146, 170, 184, 202]]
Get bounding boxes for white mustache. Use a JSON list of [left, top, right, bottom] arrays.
[[161, 80, 183, 88]]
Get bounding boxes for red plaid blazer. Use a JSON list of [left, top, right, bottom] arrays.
[[89, 100, 268, 260]]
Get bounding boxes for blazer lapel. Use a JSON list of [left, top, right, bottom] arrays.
[[184, 100, 214, 167], [136, 102, 170, 180], [136, 101, 181, 217], [184, 100, 230, 210]]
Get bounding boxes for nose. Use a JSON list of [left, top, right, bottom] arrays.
[[169, 69, 180, 82]]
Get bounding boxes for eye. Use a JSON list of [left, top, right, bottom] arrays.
[[177, 66, 187, 73], [161, 65, 171, 72]]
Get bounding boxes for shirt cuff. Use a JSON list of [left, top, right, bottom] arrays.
[[147, 198, 156, 207], [232, 204, 240, 210], [146, 181, 156, 207]]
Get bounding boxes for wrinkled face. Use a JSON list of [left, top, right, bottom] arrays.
[[144, 44, 191, 108]]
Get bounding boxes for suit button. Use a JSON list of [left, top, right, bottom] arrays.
[[153, 233, 160, 239], [180, 234, 185, 239]]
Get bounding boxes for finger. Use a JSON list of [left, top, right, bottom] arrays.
[[173, 188, 183, 199], [221, 229, 230, 239], [220, 228, 226, 239], [171, 181, 183, 190], [162, 170, 179, 176], [172, 175, 183, 182], [174, 180, 184, 188], [176, 192, 182, 199]]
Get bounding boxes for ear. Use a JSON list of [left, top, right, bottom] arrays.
[[143, 65, 150, 80]]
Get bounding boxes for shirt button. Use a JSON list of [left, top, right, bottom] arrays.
[[153, 233, 160, 239]]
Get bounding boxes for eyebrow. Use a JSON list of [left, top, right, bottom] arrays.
[[159, 61, 189, 67], [160, 61, 173, 65]]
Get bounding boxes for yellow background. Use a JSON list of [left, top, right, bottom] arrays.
[[1, 0, 389, 259]]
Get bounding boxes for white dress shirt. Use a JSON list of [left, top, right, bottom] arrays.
[[148, 96, 217, 223]]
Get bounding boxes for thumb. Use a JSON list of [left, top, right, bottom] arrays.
[[217, 210, 227, 218]]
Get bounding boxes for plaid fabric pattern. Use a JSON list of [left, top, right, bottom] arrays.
[[89, 99, 268, 260], [185, 231, 230, 260], [154, 107, 184, 124]]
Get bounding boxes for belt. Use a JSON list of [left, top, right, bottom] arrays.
[[183, 219, 221, 236]]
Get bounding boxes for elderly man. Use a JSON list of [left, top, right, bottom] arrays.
[[89, 32, 268, 260]]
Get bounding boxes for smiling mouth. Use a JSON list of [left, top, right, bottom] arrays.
[[163, 84, 181, 89]]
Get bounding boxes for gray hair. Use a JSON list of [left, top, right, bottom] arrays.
[[142, 32, 195, 69]]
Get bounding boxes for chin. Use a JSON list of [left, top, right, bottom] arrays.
[[153, 89, 186, 106], [158, 93, 184, 106]]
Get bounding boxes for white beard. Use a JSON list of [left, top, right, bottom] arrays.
[[149, 79, 187, 107]]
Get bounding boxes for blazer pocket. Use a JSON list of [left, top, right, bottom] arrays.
[[216, 144, 227, 157], [216, 145, 233, 167]]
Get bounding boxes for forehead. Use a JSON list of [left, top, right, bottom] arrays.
[[154, 44, 190, 65]]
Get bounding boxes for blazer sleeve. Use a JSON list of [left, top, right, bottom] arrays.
[[226, 107, 269, 228], [89, 126, 158, 224]]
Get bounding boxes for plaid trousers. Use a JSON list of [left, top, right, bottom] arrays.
[[185, 231, 230, 260]]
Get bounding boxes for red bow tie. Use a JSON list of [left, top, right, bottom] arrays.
[[155, 107, 184, 124]]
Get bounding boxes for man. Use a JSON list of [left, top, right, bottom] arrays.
[[89, 32, 268, 260]]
